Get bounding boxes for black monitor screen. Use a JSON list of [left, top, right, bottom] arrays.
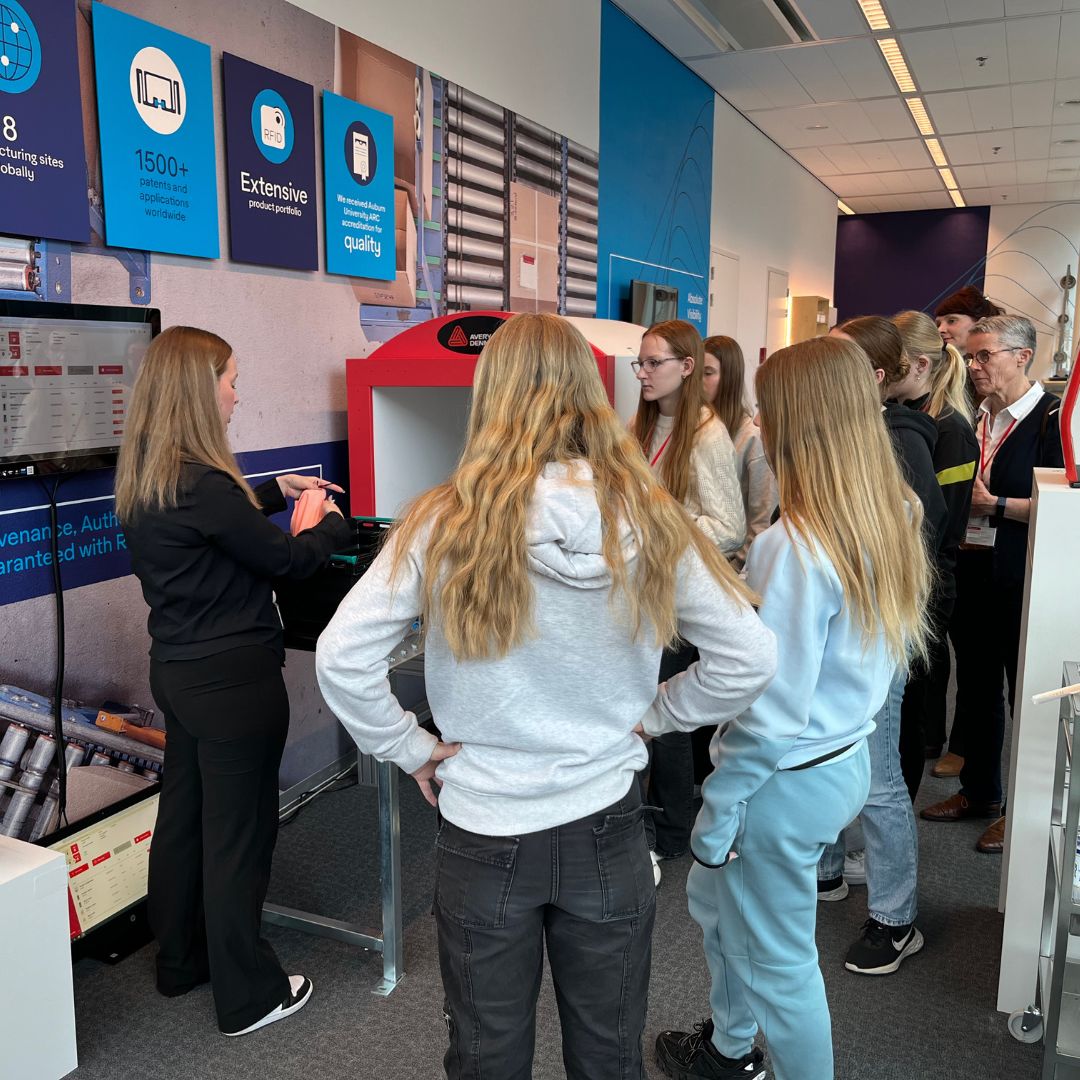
[[0, 300, 160, 476]]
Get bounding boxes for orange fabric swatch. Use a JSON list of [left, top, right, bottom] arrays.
[[291, 488, 327, 535]]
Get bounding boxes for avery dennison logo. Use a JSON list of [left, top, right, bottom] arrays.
[[436, 315, 506, 355], [447, 325, 468, 348]]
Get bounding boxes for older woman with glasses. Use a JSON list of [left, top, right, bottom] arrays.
[[921, 315, 1063, 854]]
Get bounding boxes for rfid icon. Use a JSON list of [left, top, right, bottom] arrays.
[[251, 89, 293, 164], [0, 0, 42, 95]]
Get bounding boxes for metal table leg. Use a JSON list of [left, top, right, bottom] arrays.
[[263, 753, 406, 995]]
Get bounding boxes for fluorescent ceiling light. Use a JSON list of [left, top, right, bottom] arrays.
[[877, 38, 916, 94], [838, 200, 855, 215], [856, 0, 891, 31], [938, 167, 958, 190], [949, 189, 966, 207], [925, 138, 948, 167], [906, 97, 935, 137]]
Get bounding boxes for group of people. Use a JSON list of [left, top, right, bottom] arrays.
[[113, 291, 1063, 1079]]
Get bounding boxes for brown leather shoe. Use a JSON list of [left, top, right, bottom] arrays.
[[921, 792, 1001, 821], [931, 751, 964, 778], [976, 815, 1006, 853]]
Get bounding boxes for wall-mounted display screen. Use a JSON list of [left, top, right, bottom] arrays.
[[0, 301, 160, 477]]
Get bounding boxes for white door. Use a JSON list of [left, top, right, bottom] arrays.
[[765, 267, 789, 358], [708, 248, 739, 338]]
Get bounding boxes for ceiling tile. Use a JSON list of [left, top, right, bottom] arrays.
[[1015, 158, 1051, 181], [941, 132, 985, 161], [988, 183, 1022, 200], [614, 0, 712, 57], [787, 146, 837, 172], [985, 159, 1021, 182], [1006, 0, 1066, 13], [820, 144, 876, 171], [954, 22, 1009, 86], [1011, 81, 1057, 126], [744, 53, 818, 107], [1059, 14, 1080, 78], [890, 0, 950, 28], [968, 85, 1015, 128], [690, 54, 774, 111], [819, 101, 880, 141], [823, 39, 896, 98], [779, 45, 853, 103], [923, 190, 956, 208], [843, 196, 883, 213], [901, 30, 965, 93], [1015, 125, 1053, 156], [860, 96, 922, 138], [855, 142, 906, 170], [945, 0, 1009, 20], [1006, 15, 1062, 79], [889, 138, 936, 167], [1044, 180, 1079, 198], [976, 128, 1016, 158], [1016, 182, 1049, 200], [955, 163, 991, 184], [963, 186, 996, 203], [905, 167, 945, 189], [797, 0, 877, 39], [925, 89, 978, 132]]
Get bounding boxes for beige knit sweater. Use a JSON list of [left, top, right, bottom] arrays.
[[646, 408, 747, 555]]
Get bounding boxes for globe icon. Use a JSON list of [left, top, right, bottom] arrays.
[[0, 1, 41, 95]]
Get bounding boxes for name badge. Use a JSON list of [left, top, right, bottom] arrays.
[[965, 517, 997, 547]]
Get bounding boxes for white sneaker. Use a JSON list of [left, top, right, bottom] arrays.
[[844, 850, 867, 886], [818, 878, 849, 902], [650, 850, 662, 887], [223, 975, 313, 1037]]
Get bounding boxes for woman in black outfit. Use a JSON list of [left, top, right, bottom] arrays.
[[114, 325, 352, 1036], [921, 315, 1063, 854], [890, 310, 978, 797]]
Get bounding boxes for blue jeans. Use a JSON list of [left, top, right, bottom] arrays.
[[819, 669, 918, 927], [689, 743, 870, 1080]]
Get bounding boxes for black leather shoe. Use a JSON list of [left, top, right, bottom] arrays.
[[656, 1018, 767, 1079]]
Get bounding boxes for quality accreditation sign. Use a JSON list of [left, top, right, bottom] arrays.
[[321, 91, 394, 280], [91, 3, 219, 258], [222, 53, 317, 271], [0, 0, 89, 242]]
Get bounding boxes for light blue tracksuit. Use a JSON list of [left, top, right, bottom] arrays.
[[687, 521, 896, 1080]]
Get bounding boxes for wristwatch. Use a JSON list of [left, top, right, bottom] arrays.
[[995, 495, 1007, 524]]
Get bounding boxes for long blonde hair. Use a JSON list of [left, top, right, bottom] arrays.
[[630, 320, 709, 501], [115, 326, 257, 520], [756, 336, 931, 663], [703, 335, 751, 436], [891, 309, 972, 422], [390, 313, 753, 661]]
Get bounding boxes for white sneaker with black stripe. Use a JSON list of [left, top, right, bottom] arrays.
[[844, 919, 924, 975], [223, 975, 313, 1036]]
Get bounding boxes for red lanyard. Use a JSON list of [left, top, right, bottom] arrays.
[[650, 434, 672, 467], [979, 413, 1018, 478]]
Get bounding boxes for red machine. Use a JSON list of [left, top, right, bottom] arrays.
[[346, 311, 616, 515]]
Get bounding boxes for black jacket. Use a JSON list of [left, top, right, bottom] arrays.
[[883, 402, 949, 561], [983, 391, 1063, 586], [905, 395, 978, 601], [123, 464, 353, 660]]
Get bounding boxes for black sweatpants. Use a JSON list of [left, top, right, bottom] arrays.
[[148, 645, 290, 1033], [435, 787, 655, 1079]]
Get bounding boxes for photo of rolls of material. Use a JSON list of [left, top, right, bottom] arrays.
[[1, 733, 57, 838], [0, 724, 31, 783], [0, 263, 32, 292]]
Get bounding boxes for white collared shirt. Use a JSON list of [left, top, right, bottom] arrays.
[[977, 380, 1043, 481]]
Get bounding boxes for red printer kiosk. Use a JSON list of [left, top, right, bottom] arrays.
[[346, 311, 616, 516]]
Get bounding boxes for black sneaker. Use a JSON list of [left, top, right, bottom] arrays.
[[656, 1018, 767, 1079], [222, 975, 313, 1036], [844, 919, 924, 975]]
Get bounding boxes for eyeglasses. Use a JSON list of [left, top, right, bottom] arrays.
[[965, 347, 1021, 366], [631, 356, 683, 374]]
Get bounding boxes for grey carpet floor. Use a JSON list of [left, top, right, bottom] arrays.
[[66, 759, 1042, 1080]]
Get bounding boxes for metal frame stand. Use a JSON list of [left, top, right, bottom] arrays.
[[264, 755, 404, 996]]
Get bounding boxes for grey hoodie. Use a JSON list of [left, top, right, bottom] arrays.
[[315, 462, 777, 836]]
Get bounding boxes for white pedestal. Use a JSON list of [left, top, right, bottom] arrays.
[[998, 469, 1080, 1013], [0, 836, 78, 1078]]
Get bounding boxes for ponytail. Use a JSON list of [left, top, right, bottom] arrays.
[[926, 342, 972, 424]]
